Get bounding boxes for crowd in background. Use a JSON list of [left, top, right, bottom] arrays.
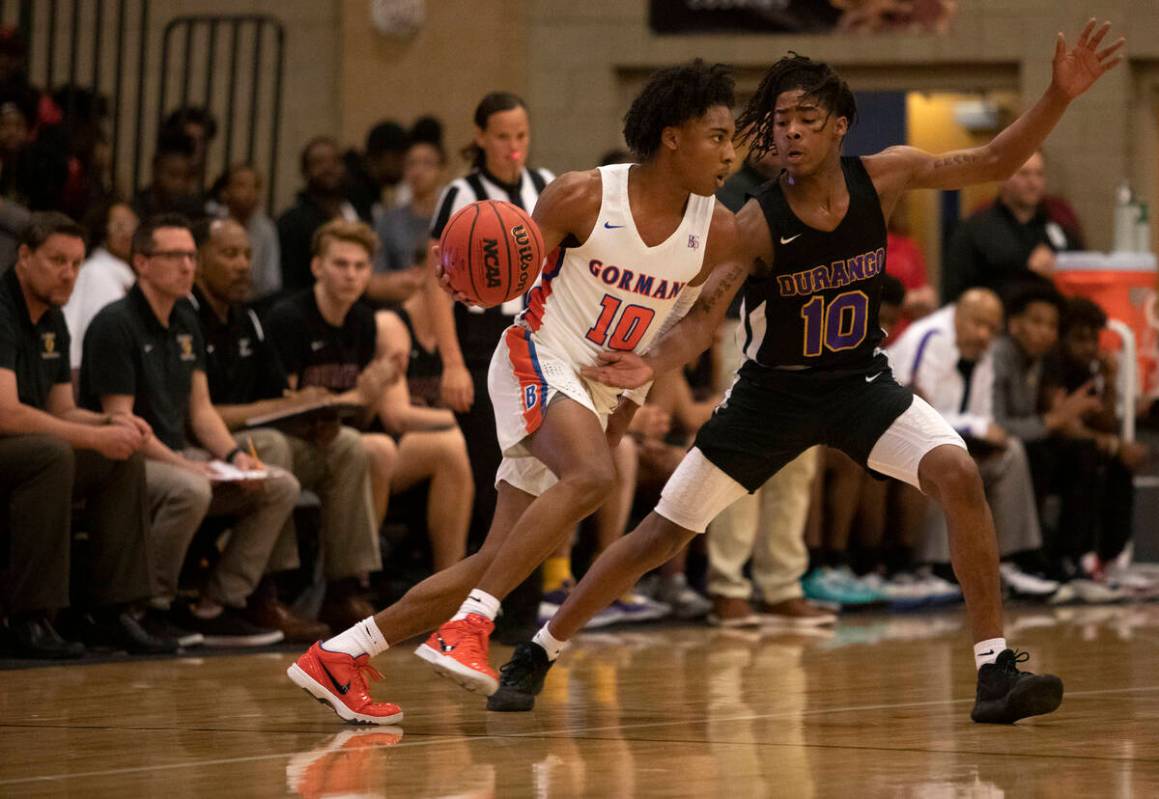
[[1, 22, 1155, 660]]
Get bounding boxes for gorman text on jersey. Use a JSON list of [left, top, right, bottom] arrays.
[[587, 259, 686, 300]]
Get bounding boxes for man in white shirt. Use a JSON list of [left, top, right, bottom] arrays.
[[63, 201, 138, 371], [887, 288, 1056, 596]]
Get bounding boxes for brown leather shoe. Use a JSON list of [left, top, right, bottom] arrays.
[[244, 595, 330, 643], [318, 594, 378, 632], [706, 595, 761, 628], [756, 597, 838, 628]]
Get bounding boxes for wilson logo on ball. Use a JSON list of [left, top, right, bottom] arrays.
[[512, 224, 535, 291]]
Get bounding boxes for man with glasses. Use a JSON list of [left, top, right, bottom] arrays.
[[80, 213, 300, 647]]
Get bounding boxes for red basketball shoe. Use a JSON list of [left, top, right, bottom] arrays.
[[414, 613, 499, 695], [287, 642, 404, 725]]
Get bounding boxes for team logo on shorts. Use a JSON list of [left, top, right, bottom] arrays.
[[524, 384, 539, 409]]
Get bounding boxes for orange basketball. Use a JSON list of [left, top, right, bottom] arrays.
[[439, 200, 545, 308]]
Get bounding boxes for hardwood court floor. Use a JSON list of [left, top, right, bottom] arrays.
[[2, 605, 1159, 797]]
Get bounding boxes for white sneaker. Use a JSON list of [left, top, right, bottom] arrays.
[[654, 574, 712, 620], [999, 563, 1061, 598], [1104, 565, 1159, 598], [860, 573, 928, 609], [914, 569, 962, 604], [612, 592, 670, 624], [1068, 578, 1128, 604]]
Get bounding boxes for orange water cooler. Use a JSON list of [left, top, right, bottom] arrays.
[[1054, 252, 1159, 400]]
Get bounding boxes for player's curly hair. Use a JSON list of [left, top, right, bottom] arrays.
[[623, 60, 735, 162], [736, 53, 857, 158]]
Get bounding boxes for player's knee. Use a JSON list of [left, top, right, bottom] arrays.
[[925, 447, 983, 504], [561, 462, 616, 512]]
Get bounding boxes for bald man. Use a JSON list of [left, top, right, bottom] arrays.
[[190, 217, 384, 639], [888, 289, 1057, 598], [943, 151, 1081, 302]]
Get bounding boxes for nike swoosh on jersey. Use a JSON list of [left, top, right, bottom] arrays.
[[603, 222, 625, 229], [779, 233, 803, 244], [865, 371, 884, 382]]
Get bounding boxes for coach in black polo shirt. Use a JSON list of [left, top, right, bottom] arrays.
[[943, 151, 1079, 302], [81, 213, 299, 647], [191, 217, 382, 635], [0, 212, 167, 659]]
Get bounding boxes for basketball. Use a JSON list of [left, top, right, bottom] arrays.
[[438, 200, 545, 308]]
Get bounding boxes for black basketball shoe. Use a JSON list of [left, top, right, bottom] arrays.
[[971, 649, 1063, 724], [486, 641, 554, 712]]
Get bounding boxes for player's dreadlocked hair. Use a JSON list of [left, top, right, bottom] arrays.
[[736, 53, 857, 158], [623, 60, 735, 162]]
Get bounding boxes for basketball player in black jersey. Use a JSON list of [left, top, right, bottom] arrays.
[[490, 19, 1123, 724]]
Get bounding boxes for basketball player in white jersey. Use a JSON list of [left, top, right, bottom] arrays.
[[286, 61, 743, 723]]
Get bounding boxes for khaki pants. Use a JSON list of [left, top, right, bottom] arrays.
[[705, 317, 818, 604], [706, 448, 819, 603], [247, 426, 381, 580], [146, 451, 299, 608]]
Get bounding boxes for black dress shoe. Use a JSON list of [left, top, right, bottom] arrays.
[[6, 616, 85, 660], [78, 610, 180, 655], [111, 611, 181, 655]]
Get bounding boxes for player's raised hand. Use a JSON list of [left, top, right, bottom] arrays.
[[1051, 19, 1124, 100], [581, 351, 654, 389]]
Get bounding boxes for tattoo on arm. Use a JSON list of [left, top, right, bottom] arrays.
[[695, 264, 746, 317], [932, 152, 978, 170]]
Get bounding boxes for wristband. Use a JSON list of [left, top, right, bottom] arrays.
[[223, 446, 243, 463]]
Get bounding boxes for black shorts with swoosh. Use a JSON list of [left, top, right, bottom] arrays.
[[695, 353, 914, 492]]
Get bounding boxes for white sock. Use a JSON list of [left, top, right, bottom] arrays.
[[532, 624, 567, 661], [974, 637, 1007, 670], [322, 617, 390, 658], [452, 589, 501, 622]]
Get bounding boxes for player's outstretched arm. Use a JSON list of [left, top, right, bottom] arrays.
[[582, 203, 757, 389], [868, 19, 1123, 196]]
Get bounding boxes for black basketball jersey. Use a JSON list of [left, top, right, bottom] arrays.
[[395, 305, 442, 407], [740, 156, 888, 373]]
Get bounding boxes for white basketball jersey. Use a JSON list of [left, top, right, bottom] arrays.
[[519, 163, 714, 369]]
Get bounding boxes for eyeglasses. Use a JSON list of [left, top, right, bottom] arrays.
[[147, 250, 198, 262]]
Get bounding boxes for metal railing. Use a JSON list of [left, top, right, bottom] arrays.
[[0, 2, 285, 207], [159, 14, 285, 208]]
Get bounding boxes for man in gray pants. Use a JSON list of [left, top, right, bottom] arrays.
[[80, 213, 299, 647]]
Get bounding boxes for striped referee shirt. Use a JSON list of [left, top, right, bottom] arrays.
[[429, 164, 555, 365], [430, 166, 554, 313]]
